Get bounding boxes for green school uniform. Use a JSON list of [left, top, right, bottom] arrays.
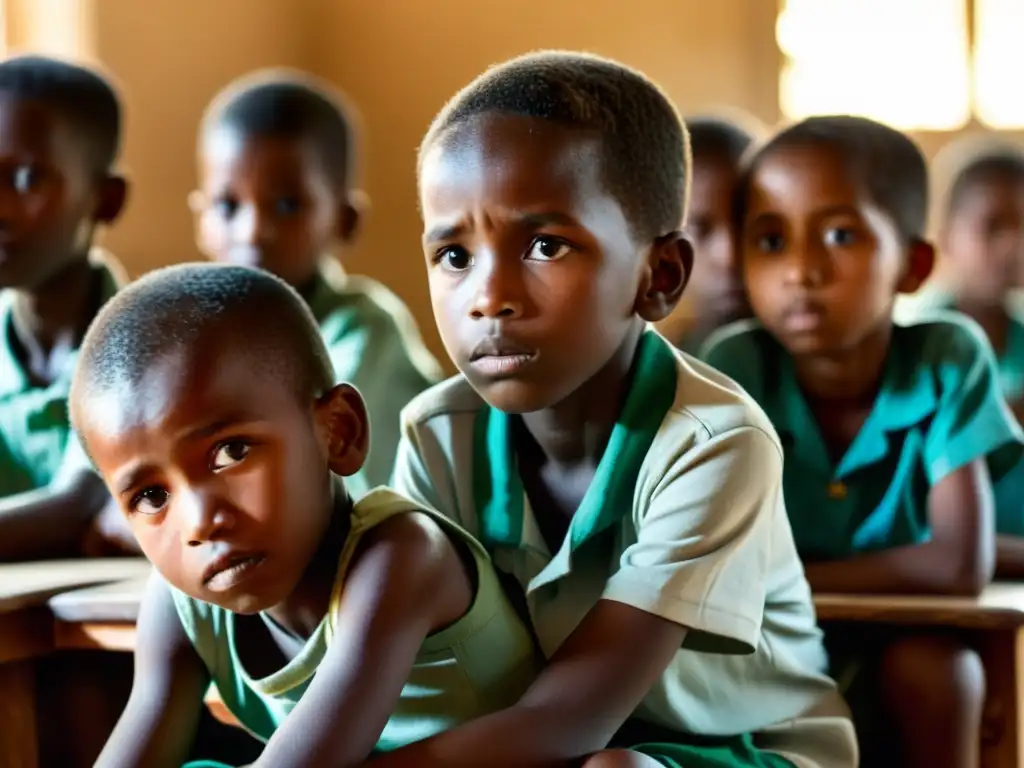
[[898, 294, 1024, 533], [173, 488, 538, 758], [992, 310, 1024, 529], [702, 313, 1024, 559], [0, 255, 121, 497], [394, 332, 858, 768], [305, 261, 441, 499]]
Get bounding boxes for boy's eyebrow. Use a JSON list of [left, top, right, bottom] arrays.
[[115, 464, 157, 496], [180, 416, 248, 443], [424, 212, 580, 243], [424, 222, 465, 243]]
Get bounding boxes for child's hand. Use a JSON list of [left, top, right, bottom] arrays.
[[81, 500, 141, 557]]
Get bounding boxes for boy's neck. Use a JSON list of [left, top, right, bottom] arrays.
[[520, 322, 645, 469], [792, 321, 892, 405], [264, 485, 353, 640], [10, 256, 99, 380]]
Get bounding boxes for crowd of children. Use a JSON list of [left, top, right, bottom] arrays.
[[1, 42, 1023, 768]]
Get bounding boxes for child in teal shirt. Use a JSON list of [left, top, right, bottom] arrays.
[[0, 55, 136, 562], [703, 116, 1024, 768], [929, 140, 1024, 571], [192, 71, 441, 498], [72, 264, 537, 768]]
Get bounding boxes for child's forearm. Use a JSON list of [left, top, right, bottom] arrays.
[[996, 534, 1024, 579], [804, 540, 990, 597], [0, 470, 107, 561]]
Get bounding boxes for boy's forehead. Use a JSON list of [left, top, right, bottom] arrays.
[[0, 94, 84, 167], [420, 113, 609, 216], [78, 338, 297, 444], [749, 144, 864, 210], [201, 127, 327, 183]]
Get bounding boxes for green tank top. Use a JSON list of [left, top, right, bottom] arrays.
[[170, 488, 538, 750]]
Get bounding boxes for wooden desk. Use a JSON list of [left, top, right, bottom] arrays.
[[50, 573, 149, 653], [815, 585, 1024, 768], [47, 573, 240, 729], [0, 558, 149, 768]]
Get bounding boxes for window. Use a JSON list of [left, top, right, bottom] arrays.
[[779, 0, 1022, 130], [973, 0, 1024, 128]]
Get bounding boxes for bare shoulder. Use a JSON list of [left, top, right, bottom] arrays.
[[349, 511, 473, 626], [359, 510, 455, 564]]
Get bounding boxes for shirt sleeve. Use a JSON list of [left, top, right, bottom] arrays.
[[390, 411, 462, 526], [924, 320, 1024, 484], [327, 313, 434, 494], [602, 424, 785, 655]]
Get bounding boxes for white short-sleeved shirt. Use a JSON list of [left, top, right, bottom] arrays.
[[392, 331, 857, 768]]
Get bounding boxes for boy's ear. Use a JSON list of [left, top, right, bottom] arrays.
[[314, 383, 370, 477], [897, 238, 936, 294], [95, 175, 128, 224], [635, 231, 694, 323], [336, 189, 369, 244]]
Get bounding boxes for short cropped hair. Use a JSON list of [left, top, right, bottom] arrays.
[[740, 115, 928, 241], [72, 264, 335, 425], [686, 114, 760, 166], [939, 137, 1024, 217], [420, 50, 689, 242], [201, 70, 357, 190], [0, 54, 121, 174]]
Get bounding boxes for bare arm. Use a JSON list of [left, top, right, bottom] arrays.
[[368, 600, 685, 768], [95, 573, 208, 768], [252, 512, 472, 768], [805, 460, 995, 596], [996, 535, 1024, 579], [0, 468, 109, 561]]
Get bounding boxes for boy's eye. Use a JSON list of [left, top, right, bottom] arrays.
[[436, 246, 472, 272], [213, 197, 239, 219], [755, 232, 785, 253], [526, 236, 571, 262], [12, 165, 40, 194], [274, 197, 301, 216], [823, 227, 856, 247], [132, 487, 169, 516], [211, 439, 250, 471]]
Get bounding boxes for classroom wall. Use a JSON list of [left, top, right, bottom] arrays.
[[7, 1, 1009, 364]]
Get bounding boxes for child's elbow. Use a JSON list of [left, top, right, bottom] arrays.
[[948, 550, 994, 597]]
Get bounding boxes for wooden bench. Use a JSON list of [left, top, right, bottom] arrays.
[[815, 584, 1024, 768], [0, 558, 150, 768]]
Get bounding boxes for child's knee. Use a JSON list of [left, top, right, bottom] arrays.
[[880, 635, 985, 715], [580, 749, 663, 768]]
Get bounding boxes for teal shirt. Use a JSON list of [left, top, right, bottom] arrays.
[[901, 294, 1024, 533], [306, 261, 442, 497], [703, 314, 1024, 559], [0, 257, 121, 497]]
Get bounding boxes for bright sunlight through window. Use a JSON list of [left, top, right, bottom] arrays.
[[974, 0, 1024, 128], [778, 0, 972, 131]]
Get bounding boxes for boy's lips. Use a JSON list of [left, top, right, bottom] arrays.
[[468, 335, 537, 377], [201, 549, 266, 591], [780, 299, 827, 332]]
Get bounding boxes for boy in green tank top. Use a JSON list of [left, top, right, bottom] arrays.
[[70, 263, 537, 768]]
